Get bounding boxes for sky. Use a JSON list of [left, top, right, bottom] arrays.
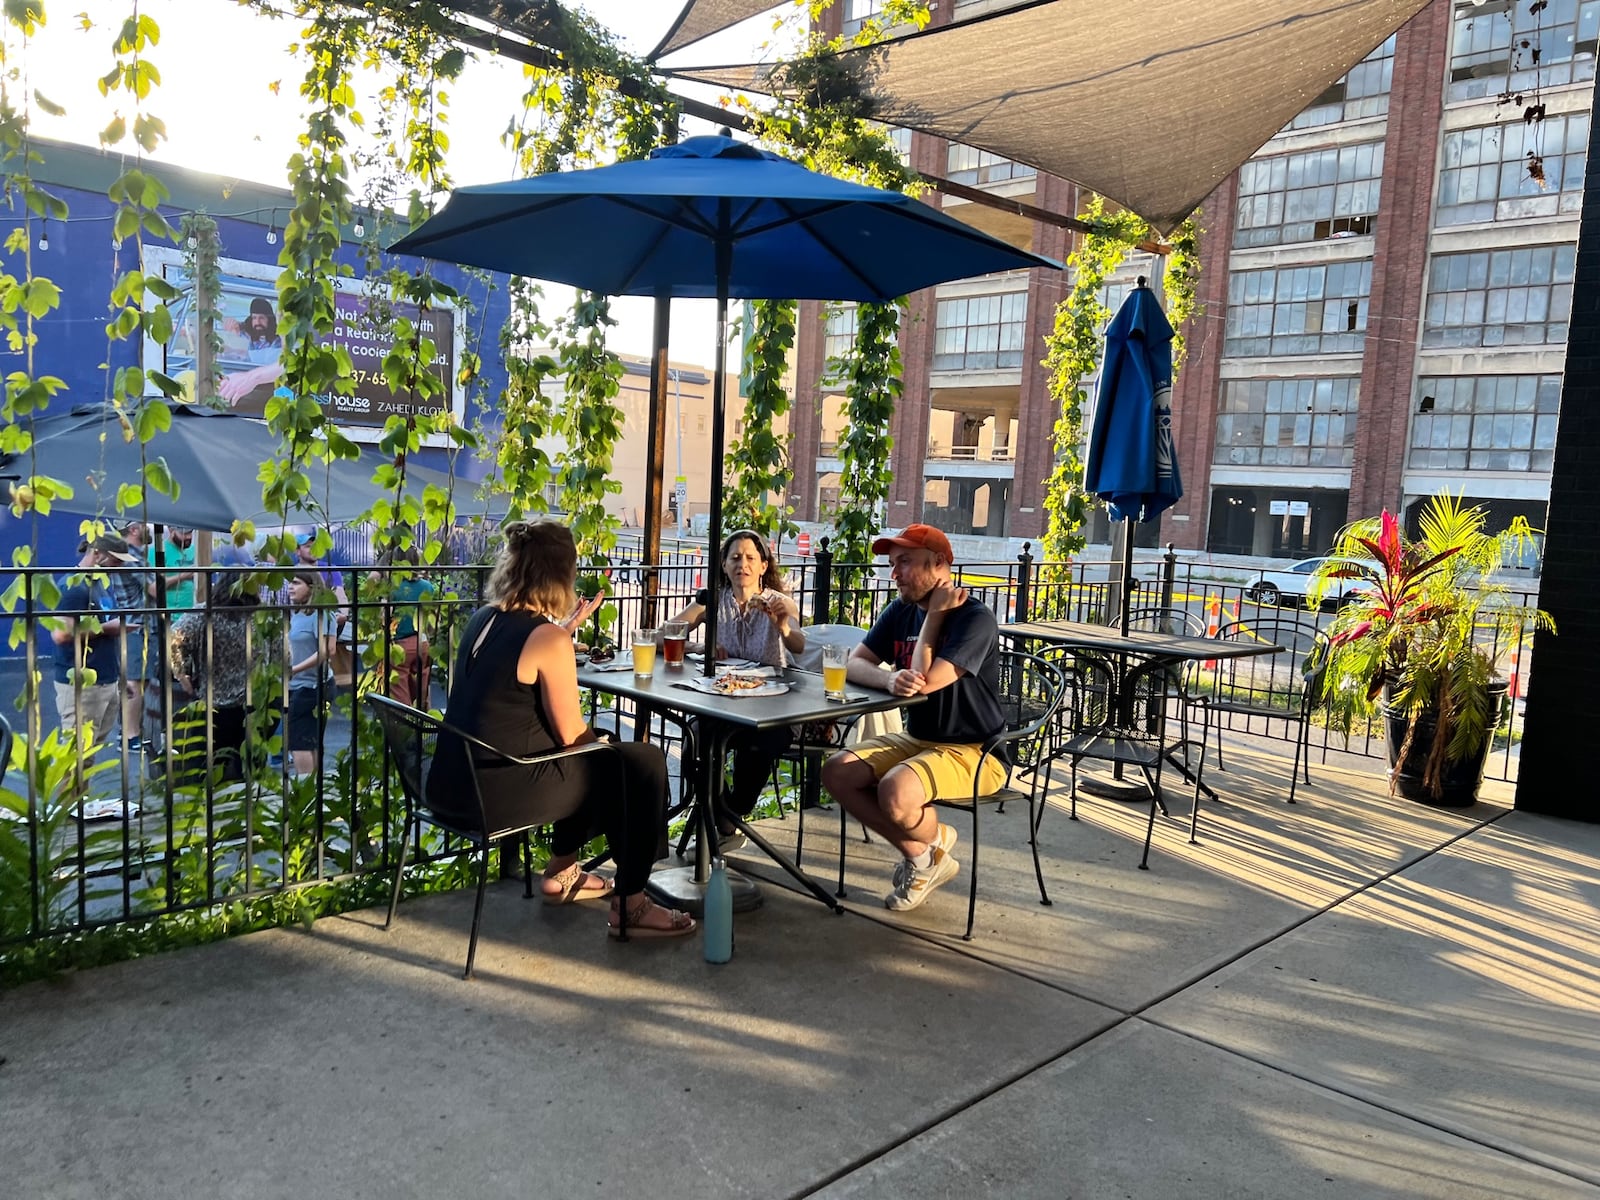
[[18, 0, 794, 368]]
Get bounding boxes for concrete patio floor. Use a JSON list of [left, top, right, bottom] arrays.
[[3, 738, 1598, 1199]]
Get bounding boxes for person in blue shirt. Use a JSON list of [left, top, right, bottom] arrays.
[[285, 571, 337, 776], [51, 533, 137, 745]]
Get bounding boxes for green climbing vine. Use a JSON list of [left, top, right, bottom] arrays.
[[828, 300, 901, 610], [552, 290, 625, 571], [732, 1, 931, 565], [723, 298, 798, 542]]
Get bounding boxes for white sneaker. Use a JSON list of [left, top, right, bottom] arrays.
[[892, 824, 958, 889], [885, 845, 960, 911]]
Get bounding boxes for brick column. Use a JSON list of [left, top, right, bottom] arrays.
[[1516, 67, 1600, 822], [791, 299, 827, 520], [888, 289, 934, 520], [1348, 1, 1450, 520], [1009, 172, 1076, 540], [1167, 175, 1237, 551]]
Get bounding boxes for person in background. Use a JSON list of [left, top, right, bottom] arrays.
[[218, 297, 285, 405], [147, 527, 198, 611], [108, 522, 151, 753], [51, 534, 136, 746], [368, 545, 436, 708], [820, 524, 1006, 913], [285, 571, 336, 776], [428, 521, 693, 939], [170, 582, 273, 781], [668, 529, 806, 851]]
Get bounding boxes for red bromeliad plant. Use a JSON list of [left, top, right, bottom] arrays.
[[1308, 494, 1552, 800]]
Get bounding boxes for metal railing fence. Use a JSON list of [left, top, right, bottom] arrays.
[[0, 543, 1535, 951]]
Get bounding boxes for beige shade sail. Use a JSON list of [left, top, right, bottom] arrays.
[[652, 0, 785, 59], [667, 0, 1430, 235]]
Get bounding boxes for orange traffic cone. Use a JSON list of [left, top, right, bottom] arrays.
[[1202, 595, 1222, 670], [1508, 646, 1522, 700]]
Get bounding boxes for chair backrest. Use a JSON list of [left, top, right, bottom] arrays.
[[1212, 614, 1324, 711], [993, 650, 1067, 762], [793, 623, 867, 673], [366, 694, 438, 818], [1114, 606, 1209, 637]]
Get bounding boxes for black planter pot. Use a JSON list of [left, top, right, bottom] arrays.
[[1381, 679, 1509, 807]]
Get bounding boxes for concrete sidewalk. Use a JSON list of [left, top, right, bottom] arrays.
[[3, 742, 1597, 1199]]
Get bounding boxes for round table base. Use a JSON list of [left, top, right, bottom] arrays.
[[1077, 770, 1153, 802], [646, 865, 764, 917]]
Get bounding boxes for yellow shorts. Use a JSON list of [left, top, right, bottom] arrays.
[[845, 732, 1009, 803]]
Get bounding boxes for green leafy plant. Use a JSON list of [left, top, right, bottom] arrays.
[[1310, 493, 1553, 799], [723, 298, 799, 541]]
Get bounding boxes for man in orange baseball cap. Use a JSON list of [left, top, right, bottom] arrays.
[[821, 523, 1005, 914]]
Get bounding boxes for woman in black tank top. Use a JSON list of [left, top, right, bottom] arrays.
[[427, 521, 694, 939]]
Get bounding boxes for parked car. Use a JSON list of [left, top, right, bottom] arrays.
[[1245, 556, 1372, 609]]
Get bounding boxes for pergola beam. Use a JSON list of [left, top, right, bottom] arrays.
[[362, 1, 1160, 251]]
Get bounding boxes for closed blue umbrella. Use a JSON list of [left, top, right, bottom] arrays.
[[1083, 280, 1182, 633], [391, 134, 1059, 667]]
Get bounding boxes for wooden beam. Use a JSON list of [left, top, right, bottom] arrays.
[[395, 3, 1169, 254]]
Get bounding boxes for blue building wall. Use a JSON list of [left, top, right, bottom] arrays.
[[1, 139, 512, 576]]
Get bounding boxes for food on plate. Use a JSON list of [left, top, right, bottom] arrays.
[[713, 672, 768, 694]]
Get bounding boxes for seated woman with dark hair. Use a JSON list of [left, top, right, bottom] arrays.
[[426, 521, 694, 939], [669, 528, 806, 851]]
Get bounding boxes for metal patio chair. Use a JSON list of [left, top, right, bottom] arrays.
[[366, 694, 629, 979]]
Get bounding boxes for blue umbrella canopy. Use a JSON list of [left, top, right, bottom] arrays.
[[1083, 282, 1182, 524], [388, 134, 1057, 300], [391, 134, 1060, 678]]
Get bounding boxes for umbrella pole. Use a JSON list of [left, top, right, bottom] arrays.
[[1118, 516, 1135, 636], [702, 291, 728, 679]]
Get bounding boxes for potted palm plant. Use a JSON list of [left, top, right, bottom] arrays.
[[1308, 494, 1552, 807]]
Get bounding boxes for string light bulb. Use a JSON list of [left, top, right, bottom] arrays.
[[266, 225, 278, 246], [353, 213, 365, 237], [37, 221, 48, 252]]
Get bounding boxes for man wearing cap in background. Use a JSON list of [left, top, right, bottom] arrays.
[[146, 526, 197, 611], [51, 533, 136, 744], [821, 523, 1006, 912]]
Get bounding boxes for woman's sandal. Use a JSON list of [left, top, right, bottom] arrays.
[[608, 895, 697, 940], [541, 862, 614, 906]]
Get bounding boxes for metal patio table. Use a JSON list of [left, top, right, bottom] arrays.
[[578, 660, 922, 915], [998, 619, 1285, 799]]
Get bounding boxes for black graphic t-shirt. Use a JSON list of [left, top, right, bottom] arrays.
[[863, 596, 1004, 745]]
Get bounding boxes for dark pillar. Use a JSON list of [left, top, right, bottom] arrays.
[[1515, 69, 1600, 823]]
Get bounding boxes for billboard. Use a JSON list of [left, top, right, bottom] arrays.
[[145, 247, 462, 438]]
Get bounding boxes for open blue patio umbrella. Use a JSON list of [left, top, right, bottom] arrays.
[[1083, 279, 1182, 634], [391, 133, 1058, 668]]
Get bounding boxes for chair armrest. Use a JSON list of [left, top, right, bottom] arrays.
[[439, 717, 622, 771]]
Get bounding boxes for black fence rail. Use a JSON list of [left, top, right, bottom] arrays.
[[0, 543, 1534, 952]]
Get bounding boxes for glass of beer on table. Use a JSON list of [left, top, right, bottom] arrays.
[[662, 621, 688, 668], [632, 628, 657, 678], [822, 643, 849, 701]]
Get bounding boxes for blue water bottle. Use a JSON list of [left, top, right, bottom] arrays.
[[704, 857, 733, 964]]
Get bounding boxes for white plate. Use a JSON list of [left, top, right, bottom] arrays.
[[679, 675, 791, 698]]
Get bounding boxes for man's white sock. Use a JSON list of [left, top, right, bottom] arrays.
[[909, 846, 934, 870]]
